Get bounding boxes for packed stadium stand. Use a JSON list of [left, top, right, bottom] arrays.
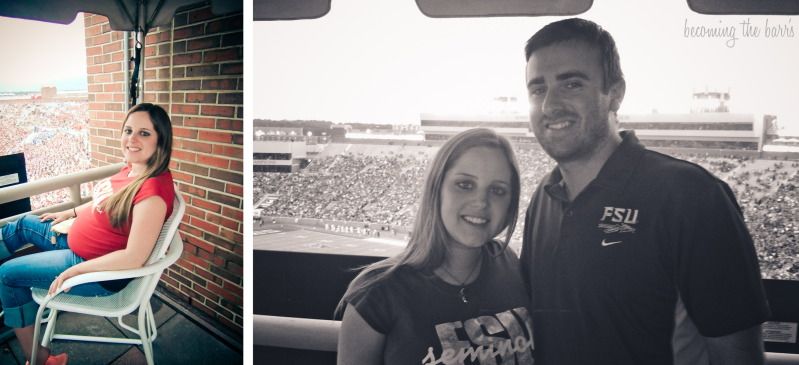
[[257, 136, 799, 281]]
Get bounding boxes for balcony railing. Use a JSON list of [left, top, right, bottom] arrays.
[[0, 163, 124, 226], [253, 315, 799, 364]]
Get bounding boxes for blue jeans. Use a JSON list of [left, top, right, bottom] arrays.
[[0, 215, 113, 328]]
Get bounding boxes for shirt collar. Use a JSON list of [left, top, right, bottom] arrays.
[[544, 130, 645, 201]]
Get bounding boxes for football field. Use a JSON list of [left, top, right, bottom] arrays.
[[253, 225, 405, 257]]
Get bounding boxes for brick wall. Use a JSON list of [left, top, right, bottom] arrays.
[[83, 5, 243, 335]]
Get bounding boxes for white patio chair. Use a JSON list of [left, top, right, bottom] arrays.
[[29, 192, 186, 365]]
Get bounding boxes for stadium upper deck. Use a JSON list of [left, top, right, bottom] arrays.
[[420, 110, 764, 150]]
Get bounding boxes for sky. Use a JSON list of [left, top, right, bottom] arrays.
[[255, 0, 799, 135], [0, 15, 87, 92]]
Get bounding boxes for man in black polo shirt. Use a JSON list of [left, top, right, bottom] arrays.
[[520, 18, 770, 365]]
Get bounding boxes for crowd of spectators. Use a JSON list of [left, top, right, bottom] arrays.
[[0, 102, 91, 211], [257, 145, 799, 281]]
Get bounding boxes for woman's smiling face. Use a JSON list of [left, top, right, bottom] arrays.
[[121, 111, 158, 167], [439, 146, 513, 249]]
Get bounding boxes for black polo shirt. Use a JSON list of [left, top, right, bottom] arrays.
[[521, 131, 769, 365]]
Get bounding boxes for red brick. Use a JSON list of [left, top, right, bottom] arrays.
[[85, 24, 103, 37], [219, 228, 243, 246], [174, 24, 205, 40], [217, 93, 242, 105], [206, 15, 243, 34], [211, 145, 242, 159], [193, 284, 220, 303], [195, 267, 222, 286], [173, 52, 202, 65], [146, 81, 169, 91], [195, 176, 225, 191], [203, 48, 240, 63], [187, 36, 220, 51], [180, 286, 206, 303], [191, 217, 220, 235], [222, 280, 243, 299], [102, 63, 121, 73], [173, 127, 198, 139], [95, 93, 114, 102], [171, 104, 199, 115], [225, 184, 243, 197], [87, 64, 103, 75], [145, 56, 170, 68], [185, 205, 206, 219], [102, 42, 121, 53], [221, 207, 243, 222], [180, 162, 210, 177], [207, 281, 240, 305], [171, 170, 195, 183], [186, 92, 217, 103], [89, 33, 110, 46], [185, 65, 220, 78], [183, 117, 215, 129], [93, 74, 112, 83], [180, 253, 210, 274], [173, 80, 201, 91], [104, 83, 123, 92], [193, 198, 222, 213], [201, 79, 236, 91], [160, 275, 179, 288], [180, 140, 213, 154], [215, 119, 242, 131], [207, 213, 239, 231], [198, 130, 233, 143], [179, 222, 204, 239], [200, 105, 234, 117], [180, 183, 207, 198], [195, 155, 230, 170]]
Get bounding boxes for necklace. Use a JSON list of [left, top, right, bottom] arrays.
[[439, 255, 483, 304]]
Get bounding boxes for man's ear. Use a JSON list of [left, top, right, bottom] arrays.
[[609, 80, 626, 112]]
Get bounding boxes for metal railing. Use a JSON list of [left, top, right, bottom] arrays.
[[0, 163, 124, 226], [253, 315, 799, 364]]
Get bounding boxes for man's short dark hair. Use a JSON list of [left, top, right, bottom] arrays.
[[525, 18, 624, 93]]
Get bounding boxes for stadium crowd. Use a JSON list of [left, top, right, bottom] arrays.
[[257, 145, 799, 280], [0, 102, 92, 211]]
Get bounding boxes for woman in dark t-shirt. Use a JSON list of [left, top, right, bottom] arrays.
[[336, 128, 534, 365]]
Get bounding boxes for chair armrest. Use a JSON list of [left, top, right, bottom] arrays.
[[45, 235, 183, 299]]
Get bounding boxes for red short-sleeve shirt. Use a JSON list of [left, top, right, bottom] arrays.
[[68, 166, 175, 260]]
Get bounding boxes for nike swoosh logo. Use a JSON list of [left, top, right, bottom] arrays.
[[601, 239, 622, 247]]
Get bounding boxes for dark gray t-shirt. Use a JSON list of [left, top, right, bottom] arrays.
[[346, 243, 534, 365]]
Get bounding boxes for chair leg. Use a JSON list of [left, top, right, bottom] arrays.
[[41, 308, 58, 348], [30, 304, 50, 365], [146, 303, 157, 342], [139, 304, 154, 365]]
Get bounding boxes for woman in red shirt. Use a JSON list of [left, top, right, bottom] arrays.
[[0, 103, 175, 365]]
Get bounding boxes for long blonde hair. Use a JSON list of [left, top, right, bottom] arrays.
[[103, 103, 173, 228], [335, 128, 521, 316]]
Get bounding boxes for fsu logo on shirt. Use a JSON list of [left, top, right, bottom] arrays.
[[597, 206, 639, 234], [422, 307, 534, 364]]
